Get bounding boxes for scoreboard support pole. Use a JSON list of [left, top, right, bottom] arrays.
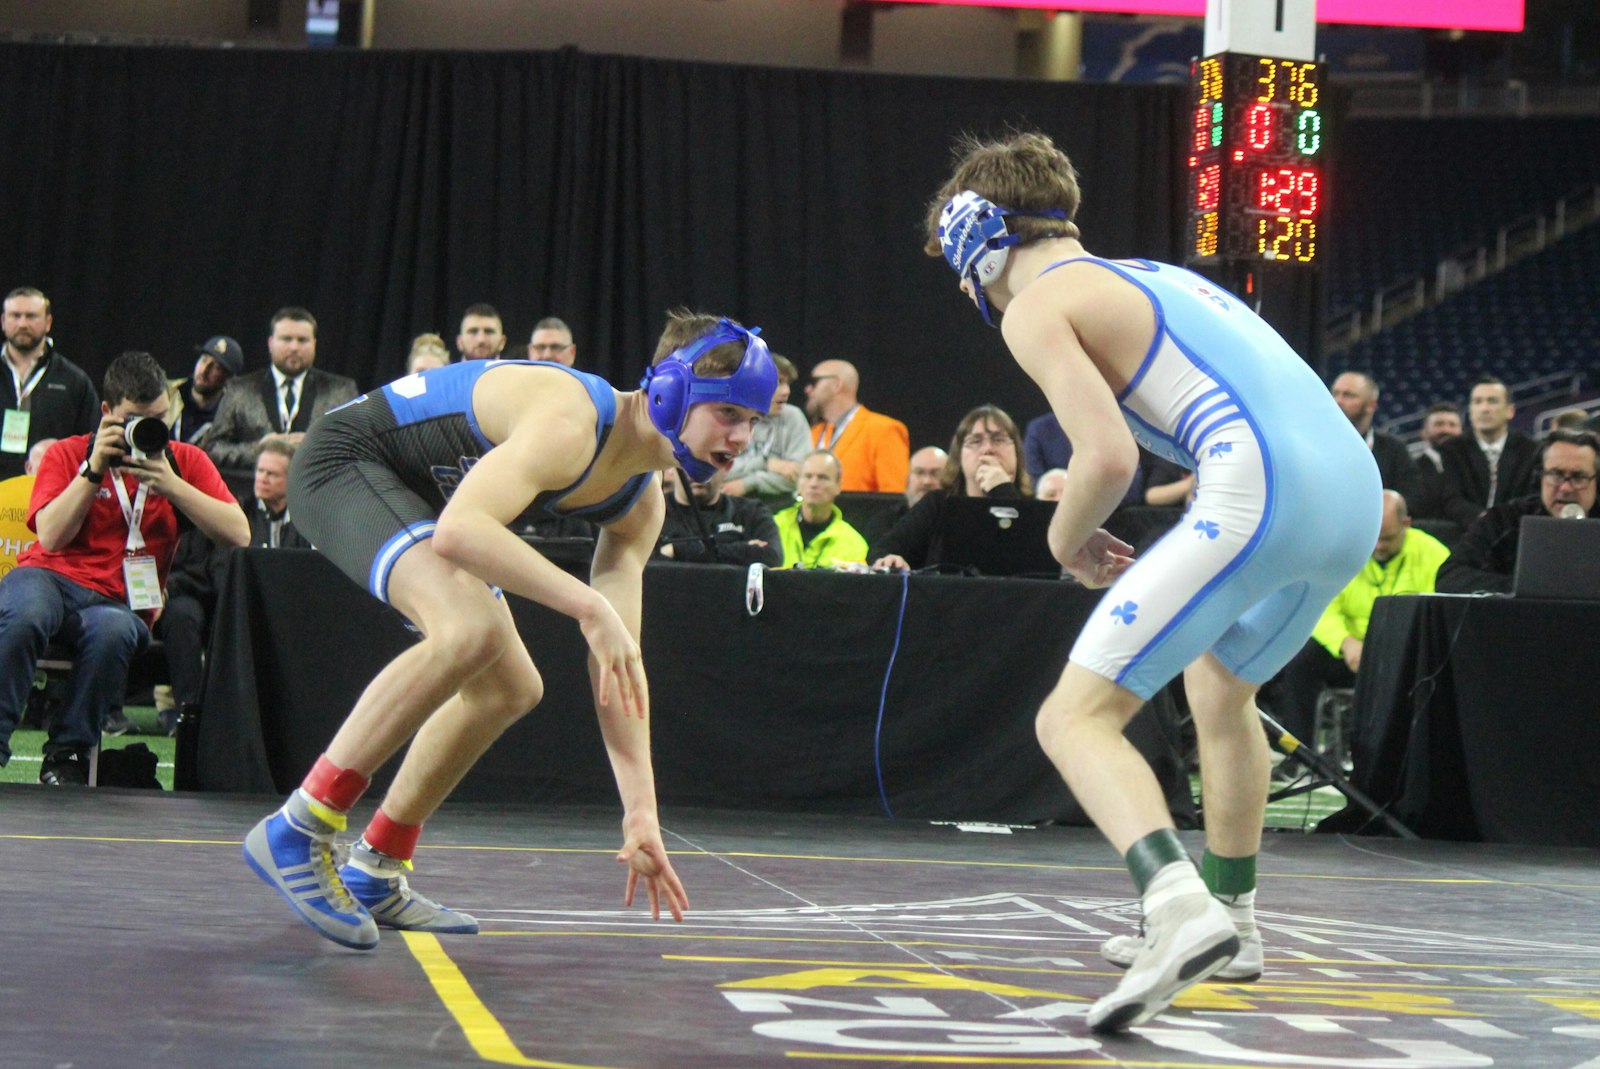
[[1190, 0, 1328, 375], [1205, 0, 1315, 62]]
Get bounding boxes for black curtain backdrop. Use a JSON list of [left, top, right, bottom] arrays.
[[0, 42, 1185, 447]]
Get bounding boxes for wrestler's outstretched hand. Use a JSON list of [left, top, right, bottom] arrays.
[[1061, 528, 1136, 589], [618, 811, 689, 922]]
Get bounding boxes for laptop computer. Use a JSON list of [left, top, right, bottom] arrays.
[[1513, 515, 1600, 600], [936, 497, 1062, 578]]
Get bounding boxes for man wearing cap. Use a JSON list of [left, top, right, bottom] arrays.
[[166, 335, 244, 446], [0, 287, 100, 481]]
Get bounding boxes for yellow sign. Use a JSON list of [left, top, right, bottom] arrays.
[[0, 474, 38, 576]]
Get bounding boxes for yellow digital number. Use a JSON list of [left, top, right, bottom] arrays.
[[1290, 62, 1319, 107], [1196, 212, 1219, 258], [1258, 217, 1317, 262], [1256, 57, 1276, 103], [1200, 57, 1222, 104]]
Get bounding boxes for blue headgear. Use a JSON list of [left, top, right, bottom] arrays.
[[639, 318, 779, 482], [937, 189, 1068, 327]]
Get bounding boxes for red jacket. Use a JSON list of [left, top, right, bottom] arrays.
[[20, 435, 236, 602]]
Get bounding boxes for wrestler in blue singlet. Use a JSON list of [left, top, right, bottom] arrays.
[[291, 360, 652, 602]]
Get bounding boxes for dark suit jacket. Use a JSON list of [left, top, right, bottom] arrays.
[[1411, 452, 1447, 520], [1437, 432, 1541, 529], [201, 367, 359, 473], [1371, 431, 1421, 514]]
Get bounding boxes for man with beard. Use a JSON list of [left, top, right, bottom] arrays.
[[0, 287, 99, 481], [167, 335, 244, 445], [457, 303, 508, 362], [656, 466, 781, 566], [201, 307, 358, 475]]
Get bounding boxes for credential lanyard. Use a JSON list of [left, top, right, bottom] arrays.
[[818, 405, 860, 451], [8, 353, 49, 411], [111, 472, 151, 552]]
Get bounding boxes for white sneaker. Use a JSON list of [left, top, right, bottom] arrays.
[[1101, 915, 1263, 982], [1087, 891, 1240, 1033]]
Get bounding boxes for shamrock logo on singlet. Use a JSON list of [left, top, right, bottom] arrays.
[[1110, 601, 1139, 625], [1207, 442, 1233, 458], [1194, 519, 1221, 540]]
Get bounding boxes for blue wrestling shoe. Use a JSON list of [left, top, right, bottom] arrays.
[[340, 840, 480, 934], [243, 796, 379, 951]]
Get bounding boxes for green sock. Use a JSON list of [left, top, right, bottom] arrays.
[[1201, 849, 1257, 897], [1125, 829, 1192, 895]]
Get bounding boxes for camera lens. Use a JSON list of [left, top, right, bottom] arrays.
[[123, 417, 170, 458]]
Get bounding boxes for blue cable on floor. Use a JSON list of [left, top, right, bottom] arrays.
[[874, 570, 910, 818]]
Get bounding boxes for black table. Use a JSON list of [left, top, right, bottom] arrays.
[[1326, 593, 1600, 846], [196, 550, 1194, 827]]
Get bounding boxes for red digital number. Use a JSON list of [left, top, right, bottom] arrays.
[[1196, 164, 1221, 212], [1246, 104, 1274, 152], [1255, 167, 1319, 218]]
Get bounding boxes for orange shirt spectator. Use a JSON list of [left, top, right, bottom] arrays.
[[804, 359, 909, 493]]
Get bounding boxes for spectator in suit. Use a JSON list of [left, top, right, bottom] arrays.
[[166, 335, 244, 446], [247, 439, 309, 550], [773, 450, 869, 569], [1330, 371, 1420, 512], [154, 438, 308, 733], [406, 334, 450, 375], [456, 304, 507, 362], [1436, 376, 1540, 530], [906, 446, 947, 508], [201, 307, 360, 476], [1, 287, 100, 481], [1436, 428, 1598, 594], [1410, 401, 1462, 520], [0, 352, 248, 783], [804, 359, 909, 493], [1261, 490, 1449, 747], [526, 317, 578, 367], [656, 467, 781, 567], [871, 404, 1032, 572], [723, 352, 810, 506]]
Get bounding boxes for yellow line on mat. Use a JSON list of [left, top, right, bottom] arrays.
[[400, 931, 636, 1069]]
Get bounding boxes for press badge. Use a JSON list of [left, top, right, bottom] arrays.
[[123, 554, 164, 611], [1, 409, 29, 454]]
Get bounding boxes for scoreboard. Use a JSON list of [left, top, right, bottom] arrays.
[[1186, 53, 1326, 266]]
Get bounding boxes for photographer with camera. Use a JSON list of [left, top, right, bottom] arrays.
[[0, 351, 248, 784]]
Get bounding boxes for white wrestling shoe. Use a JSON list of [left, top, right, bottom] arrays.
[[1086, 890, 1241, 1033], [1101, 899, 1263, 983]]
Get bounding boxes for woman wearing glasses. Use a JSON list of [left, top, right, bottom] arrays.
[[870, 403, 1032, 572]]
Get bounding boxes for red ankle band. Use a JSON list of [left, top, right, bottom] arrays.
[[301, 755, 370, 812], [364, 809, 423, 861]]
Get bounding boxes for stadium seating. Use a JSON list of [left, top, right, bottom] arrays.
[[1328, 117, 1600, 319], [1336, 220, 1600, 419]]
